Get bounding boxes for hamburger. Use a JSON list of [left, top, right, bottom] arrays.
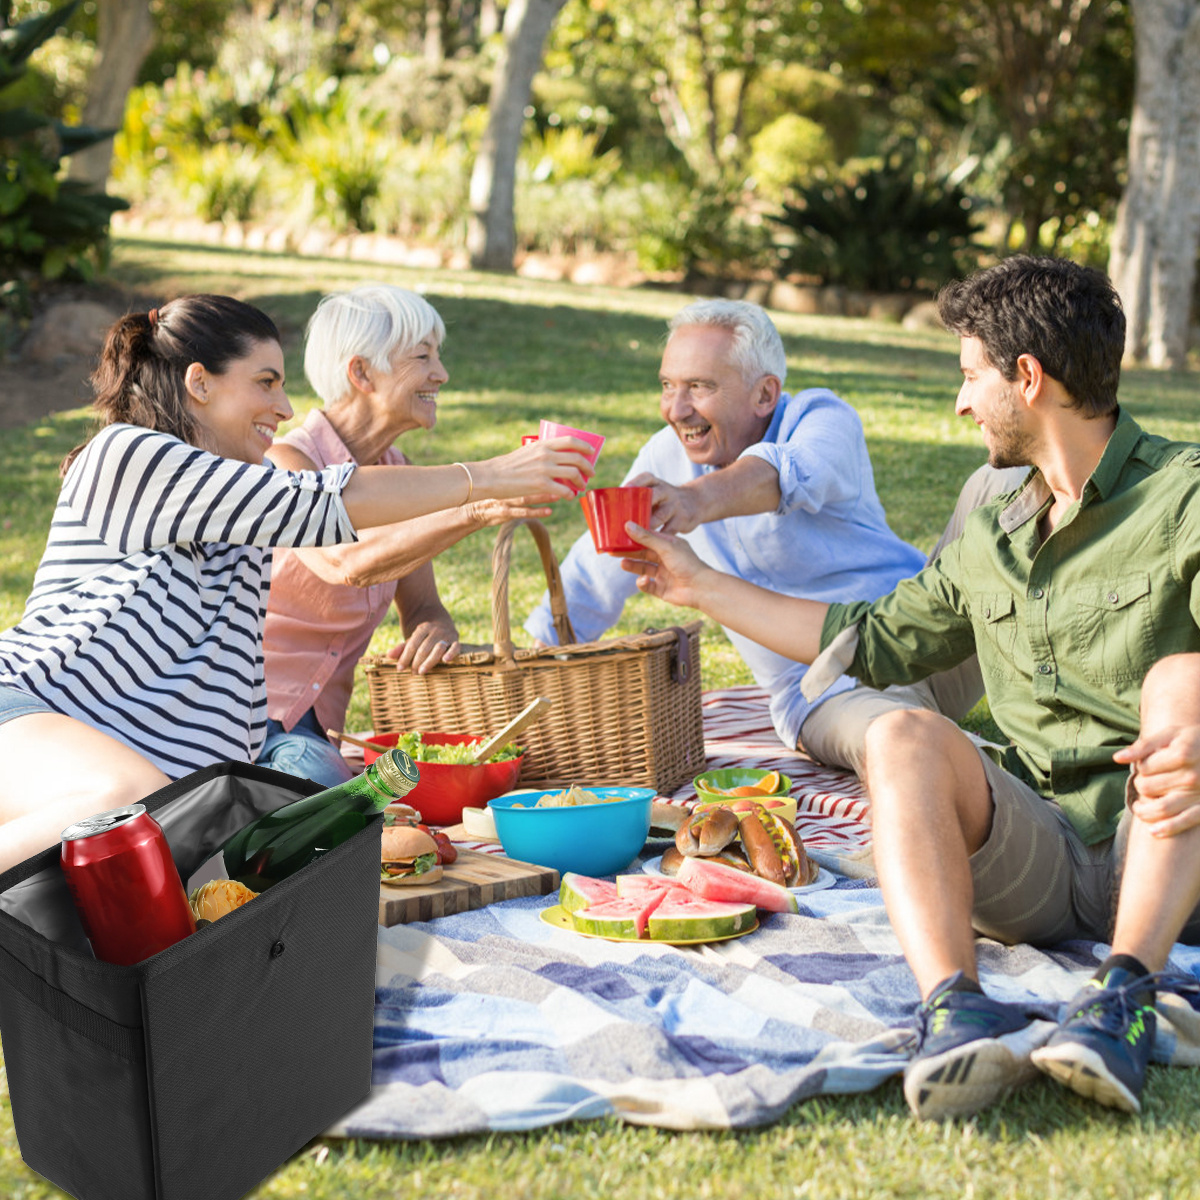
[[381, 824, 444, 887]]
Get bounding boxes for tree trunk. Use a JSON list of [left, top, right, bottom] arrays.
[[466, 0, 565, 271], [1109, 0, 1200, 369], [66, 0, 156, 190]]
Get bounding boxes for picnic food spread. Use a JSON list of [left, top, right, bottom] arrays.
[[662, 801, 817, 888]]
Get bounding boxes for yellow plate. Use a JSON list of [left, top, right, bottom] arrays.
[[538, 904, 758, 946]]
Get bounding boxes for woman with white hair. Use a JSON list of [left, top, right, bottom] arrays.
[[257, 284, 551, 786]]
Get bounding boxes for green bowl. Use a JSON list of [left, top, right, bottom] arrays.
[[693, 767, 792, 798]]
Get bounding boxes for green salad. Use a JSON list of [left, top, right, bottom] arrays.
[[395, 731, 523, 764]]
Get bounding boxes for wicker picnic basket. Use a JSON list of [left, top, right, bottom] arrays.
[[362, 518, 705, 794]]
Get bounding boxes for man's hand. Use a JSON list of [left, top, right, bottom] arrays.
[[627, 472, 706, 535], [620, 523, 712, 609], [387, 618, 460, 674], [1114, 726, 1200, 837]]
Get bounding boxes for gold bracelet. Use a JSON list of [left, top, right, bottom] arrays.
[[453, 461, 474, 506]]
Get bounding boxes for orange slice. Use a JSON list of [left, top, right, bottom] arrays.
[[752, 771, 784, 795]]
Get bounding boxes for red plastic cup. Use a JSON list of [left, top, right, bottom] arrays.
[[580, 486, 652, 555], [521, 434, 540, 446], [539, 420, 605, 494]]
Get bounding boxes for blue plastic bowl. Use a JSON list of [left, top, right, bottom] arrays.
[[488, 787, 655, 876]]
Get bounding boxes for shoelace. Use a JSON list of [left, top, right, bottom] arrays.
[[1070, 971, 1200, 1033]]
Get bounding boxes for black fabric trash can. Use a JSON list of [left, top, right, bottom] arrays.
[[0, 761, 382, 1200]]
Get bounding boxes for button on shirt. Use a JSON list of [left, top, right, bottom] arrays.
[[817, 412, 1200, 844], [524, 389, 926, 747]]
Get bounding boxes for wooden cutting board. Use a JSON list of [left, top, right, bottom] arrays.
[[378, 848, 559, 926]]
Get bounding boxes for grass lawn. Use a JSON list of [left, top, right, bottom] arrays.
[[3, 236, 1200, 1199]]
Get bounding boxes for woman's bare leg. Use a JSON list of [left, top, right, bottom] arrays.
[[0, 713, 170, 873]]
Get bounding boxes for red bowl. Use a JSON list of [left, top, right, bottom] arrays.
[[363, 732, 524, 826]]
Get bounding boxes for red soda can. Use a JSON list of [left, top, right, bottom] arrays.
[[60, 804, 197, 966]]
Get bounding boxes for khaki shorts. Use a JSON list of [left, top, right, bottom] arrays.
[[969, 751, 1200, 947]]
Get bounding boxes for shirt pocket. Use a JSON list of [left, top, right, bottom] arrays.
[[1070, 573, 1154, 684], [975, 591, 1019, 677]]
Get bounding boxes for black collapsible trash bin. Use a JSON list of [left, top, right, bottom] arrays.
[[0, 762, 383, 1200]]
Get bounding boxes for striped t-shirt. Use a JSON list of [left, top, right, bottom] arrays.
[[0, 423, 359, 778]]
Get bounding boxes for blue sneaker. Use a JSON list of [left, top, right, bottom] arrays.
[[903, 973, 1056, 1120], [1031, 968, 1158, 1113]]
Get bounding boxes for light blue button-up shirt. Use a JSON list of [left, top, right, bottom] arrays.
[[524, 388, 925, 747]]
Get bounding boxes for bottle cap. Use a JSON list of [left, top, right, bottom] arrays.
[[373, 747, 420, 794]]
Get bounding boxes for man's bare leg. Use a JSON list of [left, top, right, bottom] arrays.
[[863, 707, 993, 995], [1033, 654, 1200, 1112], [864, 708, 1051, 1119]]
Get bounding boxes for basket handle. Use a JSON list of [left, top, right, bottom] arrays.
[[492, 518, 576, 665]]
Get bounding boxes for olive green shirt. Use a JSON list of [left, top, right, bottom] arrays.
[[819, 412, 1200, 844]]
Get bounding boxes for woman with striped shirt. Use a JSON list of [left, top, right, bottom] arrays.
[[0, 294, 593, 871]]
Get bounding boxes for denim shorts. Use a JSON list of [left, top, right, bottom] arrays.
[[0, 682, 54, 727]]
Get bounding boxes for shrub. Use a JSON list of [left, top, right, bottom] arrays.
[[748, 114, 835, 203], [0, 0, 127, 290], [772, 155, 982, 292]]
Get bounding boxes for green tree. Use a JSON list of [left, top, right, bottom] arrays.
[[1, 0, 127, 289]]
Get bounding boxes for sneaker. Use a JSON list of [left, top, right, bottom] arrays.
[[903, 973, 1055, 1120], [1031, 968, 1158, 1113]]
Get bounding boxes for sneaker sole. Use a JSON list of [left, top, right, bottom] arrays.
[[904, 1021, 1055, 1121], [1031, 1042, 1141, 1114]]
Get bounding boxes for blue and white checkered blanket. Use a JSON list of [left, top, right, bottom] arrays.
[[328, 873, 1200, 1139]]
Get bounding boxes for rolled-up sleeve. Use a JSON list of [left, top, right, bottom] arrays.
[[740, 390, 868, 515], [808, 549, 977, 697]]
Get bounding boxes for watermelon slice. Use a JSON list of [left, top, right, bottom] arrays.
[[559, 872, 619, 913], [676, 855, 800, 914], [647, 892, 756, 941], [571, 893, 669, 938], [615, 874, 688, 899]]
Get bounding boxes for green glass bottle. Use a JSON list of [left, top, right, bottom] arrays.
[[222, 748, 420, 889]]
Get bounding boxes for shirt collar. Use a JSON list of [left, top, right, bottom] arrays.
[[997, 408, 1141, 534], [763, 394, 790, 444]]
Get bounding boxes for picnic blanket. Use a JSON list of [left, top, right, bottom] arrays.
[[329, 686, 1200, 1139]]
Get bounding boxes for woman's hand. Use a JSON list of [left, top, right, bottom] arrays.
[[387, 618, 460, 674], [471, 435, 595, 501], [465, 497, 553, 527], [619, 522, 712, 610]]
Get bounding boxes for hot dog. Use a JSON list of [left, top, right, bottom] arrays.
[[660, 843, 751, 876], [675, 805, 740, 857], [738, 808, 786, 885]]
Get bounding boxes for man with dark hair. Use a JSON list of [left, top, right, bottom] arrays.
[[624, 256, 1200, 1120]]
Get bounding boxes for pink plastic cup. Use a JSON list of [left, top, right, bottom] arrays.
[[580, 486, 652, 555], [539, 420, 605, 495]]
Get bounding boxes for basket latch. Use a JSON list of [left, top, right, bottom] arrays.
[[646, 626, 690, 685]]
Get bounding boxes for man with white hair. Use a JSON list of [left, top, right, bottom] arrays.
[[258, 284, 557, 785], [525, 299, 1020, 770]]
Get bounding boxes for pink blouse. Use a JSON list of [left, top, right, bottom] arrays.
[[264, 410, 405, 733]]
